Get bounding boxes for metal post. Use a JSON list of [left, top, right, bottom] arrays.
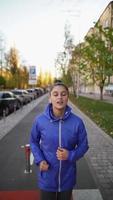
[[14, 104, 16, 114], [21, 102, 23, 110], [24, 144, 32, 173], [3, 109, 6, 122]]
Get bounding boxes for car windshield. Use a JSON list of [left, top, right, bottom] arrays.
[[24, 91, 28, 94], [12, 91, 22, 95], [0, 93, 3, 98]]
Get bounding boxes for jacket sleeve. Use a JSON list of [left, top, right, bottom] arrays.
[[30, 118, 45, 165], [68, 119, 89, 162]]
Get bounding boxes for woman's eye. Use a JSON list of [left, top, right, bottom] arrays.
[[52, 92, 67, 96], [53, 93, 58, 96], [61, 93, 67, 96]]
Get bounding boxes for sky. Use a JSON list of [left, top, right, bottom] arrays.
[[0, 0, 112, 76]]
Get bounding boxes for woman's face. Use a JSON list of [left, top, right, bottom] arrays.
[[49, 85, 69, 111]]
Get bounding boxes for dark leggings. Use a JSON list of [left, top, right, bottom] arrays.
[[40, 189, 72, 200]]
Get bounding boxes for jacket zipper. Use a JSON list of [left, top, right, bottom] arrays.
[[58, 119, 62, 192]]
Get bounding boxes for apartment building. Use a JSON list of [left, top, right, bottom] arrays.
[[98, 1, 113, 28], [97, 1, 113, 87]]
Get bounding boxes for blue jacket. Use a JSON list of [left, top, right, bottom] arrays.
[[30, 103, 89, 192]]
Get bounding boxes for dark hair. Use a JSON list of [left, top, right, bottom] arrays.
[[49, 82, 69, 94]]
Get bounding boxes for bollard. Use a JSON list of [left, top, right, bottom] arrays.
[[3, 110, 6, 122], [21, 102, 23, 110], [14, 104, 16, 114], [24, 144, 32, 173]]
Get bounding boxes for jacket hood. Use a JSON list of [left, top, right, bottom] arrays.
[[44, 103, 72, 121]]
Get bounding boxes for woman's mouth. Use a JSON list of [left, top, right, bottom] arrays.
[[56, 101, 63, 105]]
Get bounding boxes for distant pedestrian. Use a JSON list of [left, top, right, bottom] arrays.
[[30, 82, 89, 200]]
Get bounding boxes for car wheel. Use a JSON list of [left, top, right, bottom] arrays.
[[17, 101, 21, 109]]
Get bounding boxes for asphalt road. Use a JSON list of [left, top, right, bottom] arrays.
[[0, 96, 97, 191]]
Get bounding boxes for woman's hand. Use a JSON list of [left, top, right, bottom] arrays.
[[56, 147, 69, 160], [39, 160, 49, 171]]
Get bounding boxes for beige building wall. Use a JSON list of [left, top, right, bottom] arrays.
[[98, 1, 113, 28], [98, 1, 113, 85]]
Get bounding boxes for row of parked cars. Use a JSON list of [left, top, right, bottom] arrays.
[[0, 87, 46, 118]]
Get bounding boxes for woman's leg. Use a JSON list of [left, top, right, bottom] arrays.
[[57, 190, 72, 200], [40, 190, 57, 200]]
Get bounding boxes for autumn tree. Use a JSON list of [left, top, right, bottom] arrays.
[[0, 75, 6, 89], [37, 67, 43, 87], [0, 32, 5, 76], [5, 47, 20, 88], [19, 65, 29, 88]]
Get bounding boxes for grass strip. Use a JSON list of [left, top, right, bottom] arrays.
[[69, 95, 113, 138]]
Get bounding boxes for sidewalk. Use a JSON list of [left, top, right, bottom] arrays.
[[69, 101, 113, 200], [0, 94, 113, 200], [79, 92, 113, 104]]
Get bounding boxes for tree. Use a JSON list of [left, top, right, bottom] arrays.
[[82, 24, 113, 100], [64, 22, 74, 57], [102, 26, 113, 84], [69, 43, 83, 96], [37, 67, 43, 87], [0, 32, 5, 76], [5, 47, 20, 88], [0, 75, 6, 89], [55, 23, 74, 89], [19, 65, 29, 88], [55, 52, 67, 75]]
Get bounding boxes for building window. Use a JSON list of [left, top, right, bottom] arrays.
[[103, 19, 109, 28]]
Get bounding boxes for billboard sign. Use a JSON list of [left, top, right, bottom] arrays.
[[29, 66, 37, 85]]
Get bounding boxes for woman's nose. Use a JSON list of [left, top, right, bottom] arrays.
[[57, 94, 62, 98]]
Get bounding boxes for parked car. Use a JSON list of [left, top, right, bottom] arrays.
[[11, 90, 25, 106], [34, 87, 44, 96], [26, 88, 37, 99], [20, 89, 34, 101], [0, 91, 22, 117], [11, 89, 32, 104]]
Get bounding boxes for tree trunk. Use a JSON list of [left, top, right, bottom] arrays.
[[100, 86, 103, 100], [108, 75, 110, 84], [72, 83, 77, 97]]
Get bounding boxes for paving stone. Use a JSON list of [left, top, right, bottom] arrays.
[[73, 189, 103, 200]]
